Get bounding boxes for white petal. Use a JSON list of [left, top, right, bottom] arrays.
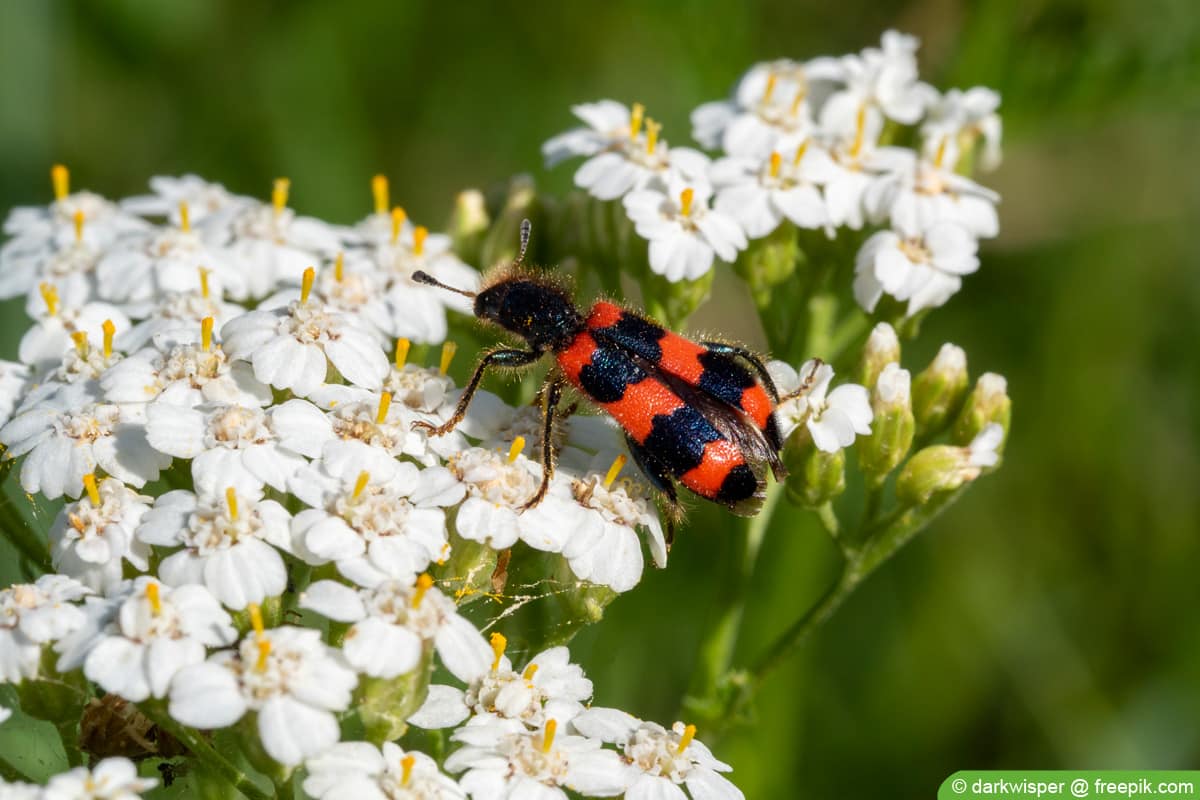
[[257, 696, 340, 767]]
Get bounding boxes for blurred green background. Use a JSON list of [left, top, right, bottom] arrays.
[[1, 0, 1198, 797]]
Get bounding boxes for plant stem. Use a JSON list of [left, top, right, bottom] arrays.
[[137, 703, 272, 800], [686, 479, 783, 708]]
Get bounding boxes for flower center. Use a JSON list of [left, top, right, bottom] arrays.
[[61, 406, 119, 443], [208, 406, 272, 448]]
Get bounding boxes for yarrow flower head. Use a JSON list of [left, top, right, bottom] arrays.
[[0, 574, 90, 684], [304, 741, 466, 800], [49, 475, 152, 592], [770, 359, 873, 452], [623, 179, 747, 282]]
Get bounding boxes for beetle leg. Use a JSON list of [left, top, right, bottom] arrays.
[[413, 347, 542, 437], [781, 357, 825, 401], [520, 375, 565, 511]]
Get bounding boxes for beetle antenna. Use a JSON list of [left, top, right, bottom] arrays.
[[515, 218, 532, 268], [411, 271, 476, 298]]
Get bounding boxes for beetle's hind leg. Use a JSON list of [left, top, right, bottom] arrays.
[[781, 357, 825, 401], [519, 375, 565, 511], [413, 347, 542, 437]]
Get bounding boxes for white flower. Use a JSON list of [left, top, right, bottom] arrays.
[[102, 324, 272, 409], [445, 715, 629, 800], [820, 106, 914, 231], [145, 398, 328, 495], [0, 383, 169, 500], [136, 485, 293, 609], [572, 709, 744, 800], [624, 180, 747, 282], [198, 182, 343, 298], [169, 622, 357, 767], [446, 444, 543, 550], [818, 30, 936, 137], [522, 452, 667, 592], [691, 58, 842, 158], [17, 291, 129, 374], [0, 360, 31, 427], [49, 476, 152, 593], [863, 146, 1000, 239], [305, 741, 466, 800], [121, 174, 248, 225], [569, 110, 710, 201], [410, 638, 592, 732], [300, 575, 490, 680], [290, 440, 462, 586], [221, 274, 389, 396], [304, 384, 464, 466], [115, 284, 244, 354], [0, 232, 100, 308], [81, 578, 236, 702], [854, 222, 980, 315], [542, 100, 640, 168], [922, 87, 1003, 171], [769, 360, 872, 452], [0, 575, 91, 683], [41, 757, 157, 800], [711, 142, 838, 238]]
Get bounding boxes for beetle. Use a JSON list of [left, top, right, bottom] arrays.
[[412, 220, 819, 544]]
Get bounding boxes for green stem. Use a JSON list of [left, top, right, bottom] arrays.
[[687, 481, 784, 705], [137, 703, 272, 800]]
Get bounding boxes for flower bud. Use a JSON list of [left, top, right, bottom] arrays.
[[912, 343, 969, 438], [359, 648, 433, 743], [641, 269, 714, 328], [857, 322, 900, 391], [480, 175, 539, 269], [435, 534, 498, 606], [784, 430, 847, 508], [952, 372, 1010, 450], [733, 222, 799, 305], [896, 423, 1004, 506], [856, 362, 914, 485], [446, 189, 490, 266]]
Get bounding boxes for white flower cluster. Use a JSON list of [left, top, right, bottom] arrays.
[[0, 170, 724, 798], [545, 30, 1001, 314]]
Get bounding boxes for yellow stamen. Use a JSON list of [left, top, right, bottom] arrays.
[[792, 139, 810, 168], [645, 119, 661, 155], [102, 319, 115, 359], [255, 638, 271, 673], [334, 252, 344, 282], [677, 723, 697, 754], [39, 283, 58, 317], [679, 188, 695, 218], [198, 267, 211, 299], [73, 210, 85, 243], [248, 603, 264, 637], [629, 102, 645, 139], [178, 201, 191, 233], [789, 87, 808, 116], [603, 454, 627, 489], [272, 177, 290, 215], [146, 582, 162, 617], [352, 470, 370, 500], [201, 317, 214, 353], [412, 225, 428, 257], [762, 72, 778, 104], [411, 573, 433, 609], [507, 436, 526, 464], [439, 341, 457, 376], [934, 136, 949, 170], [768, 152, 782, 179], [51, 164, 69, 201], [489, 632, 506, 671], [372, 174, 389, 216], [850, 105, 867, 158], [522, 663, 539, 681], [390, 207, 407, 245], [399, 754, 415, 787], [394, 337, 411, 369], [541, 719, 557, 754], [68, 513, 86, 533], [83, 473, 101, 506], [300, 266, 315, 304], [71, 331, 89, 357], [226, 487, 238, 520], [375, 391, 392, 424]]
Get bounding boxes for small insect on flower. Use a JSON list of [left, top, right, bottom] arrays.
[[412, 220, 821, 544]]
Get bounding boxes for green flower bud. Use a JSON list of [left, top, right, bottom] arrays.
[[857, 322, 900, 390], [784, 429, 847, 508], [952, 372, 1011, 449], [434, 533, 498, 606], [857, 362, 915, 485], [733, 222, 799, 305], [641, 269, 714, 328], [446, 189, 490, 266], [896, 423, 1004, 506], [912, 343, 969, 438], [359, 647, 434, 744], [480, 175, 539, 269]]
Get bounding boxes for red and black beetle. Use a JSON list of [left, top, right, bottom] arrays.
[[412, 220, 817, 543]]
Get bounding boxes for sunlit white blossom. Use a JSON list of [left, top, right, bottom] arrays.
[[0, 575, 91, 684], [42, 756, 157, 800], [769, 360, 872, 452], [624, 179, 746, 282], [854, 221, 980, 315], [305, 741, 466, 800], [49, 476, 152, 592]]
